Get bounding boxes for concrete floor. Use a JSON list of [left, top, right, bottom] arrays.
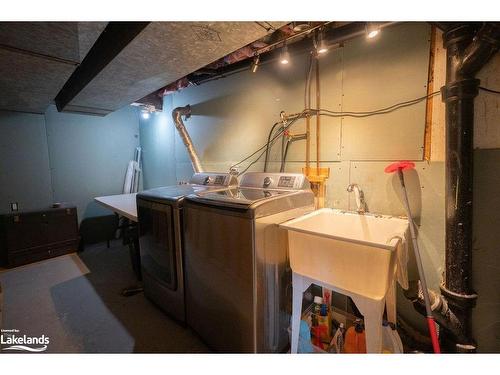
[[0, 241, 209, 353]]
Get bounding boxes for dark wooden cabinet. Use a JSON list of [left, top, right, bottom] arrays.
[[0, 205, 79, 268]]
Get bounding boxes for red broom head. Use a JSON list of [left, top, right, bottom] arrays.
[[384, 161, 415, 173]]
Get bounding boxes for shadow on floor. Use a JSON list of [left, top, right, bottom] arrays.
[[48, 241, 209, 353]]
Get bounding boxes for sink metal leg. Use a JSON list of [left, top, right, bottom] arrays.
[[291, 273, 308, 353]]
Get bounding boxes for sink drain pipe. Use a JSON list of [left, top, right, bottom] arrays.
[[433, 22, 500, 352]]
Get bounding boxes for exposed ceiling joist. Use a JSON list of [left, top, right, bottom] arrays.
[[55, 22, 149, 112], [64, 22, 286, 115]]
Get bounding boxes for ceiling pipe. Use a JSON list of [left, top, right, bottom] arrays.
[[172, 105, 204, 173], [253, 22, 332, 56], [187, 22, 399, 87]]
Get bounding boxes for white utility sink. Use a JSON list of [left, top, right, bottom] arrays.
[[280, 208, 409, 300]]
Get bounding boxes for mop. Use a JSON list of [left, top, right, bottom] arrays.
[[384, 161, 441, 354]]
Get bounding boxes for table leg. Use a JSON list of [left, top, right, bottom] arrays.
[[121, 219, 143, 297]]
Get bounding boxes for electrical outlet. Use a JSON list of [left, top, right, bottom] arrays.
[[10, 202, 18, 212]]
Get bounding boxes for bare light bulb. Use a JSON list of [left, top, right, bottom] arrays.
[[251, 55, 260, 73], [142, 111, 150, 119], [317, 42, 328, 54], [366, 23, 381, 39], [280, 45, 290, 65], [317, 31, 328, 54]]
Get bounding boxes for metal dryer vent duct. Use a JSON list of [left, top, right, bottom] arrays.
[[172, 105, 204, 173]]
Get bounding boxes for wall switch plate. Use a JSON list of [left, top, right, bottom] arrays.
[[10, 202, 19, 212]]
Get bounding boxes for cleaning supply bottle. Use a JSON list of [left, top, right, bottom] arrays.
[[318, 303, 331, 343], [310, 296, 324, 349], [322, 289, 331, 309], [311, 296, 323, 327], [344, 319, 367, 353], [298, 320, 315, 353]]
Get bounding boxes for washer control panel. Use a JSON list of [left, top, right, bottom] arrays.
[[190, 173, 238, 187], [240, 172, 310, 190], [277, 175, 296, 188]]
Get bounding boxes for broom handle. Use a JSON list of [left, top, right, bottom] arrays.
[[398, 169, 432, 315]]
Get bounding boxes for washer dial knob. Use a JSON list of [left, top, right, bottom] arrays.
[[263, 177, 272, 188]]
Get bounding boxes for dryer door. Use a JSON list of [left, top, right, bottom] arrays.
[[137, 199, 177, 290]]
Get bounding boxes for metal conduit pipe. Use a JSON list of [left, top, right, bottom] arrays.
[[172, 105, 204, 173]]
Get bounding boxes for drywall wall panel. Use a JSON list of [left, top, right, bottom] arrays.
[[474, 54, 500, 150], [44, 105, 140, 220], [472, 148, 500, 353], [313, 47, 343, 162], [341, 23, 431, 160], [349, 160, 445, 291], [0, 110, 53, 213], [139, 95, 177, 189], [170, 49, 342, 174]]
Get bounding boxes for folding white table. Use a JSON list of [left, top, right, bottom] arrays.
[[94, 193, 137, 222], [94, 193, 142, 296]]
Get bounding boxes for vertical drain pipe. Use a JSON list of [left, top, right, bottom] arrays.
[[441, 24, 478, 352], [439, 22, 500, 352], [172, 105, 204, 173]]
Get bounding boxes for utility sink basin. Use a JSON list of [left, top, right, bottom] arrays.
[[280, 208, 409, 300]]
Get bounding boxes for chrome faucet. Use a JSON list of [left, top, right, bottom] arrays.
[[347, 183, 366, 214]]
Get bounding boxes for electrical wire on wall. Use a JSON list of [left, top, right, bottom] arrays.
[[263, 52, 315, 173], [230, 50, 498, 174], [231, 110, 309, 175], [232, 90, 442, 175], [479, 86, 500, 95]]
